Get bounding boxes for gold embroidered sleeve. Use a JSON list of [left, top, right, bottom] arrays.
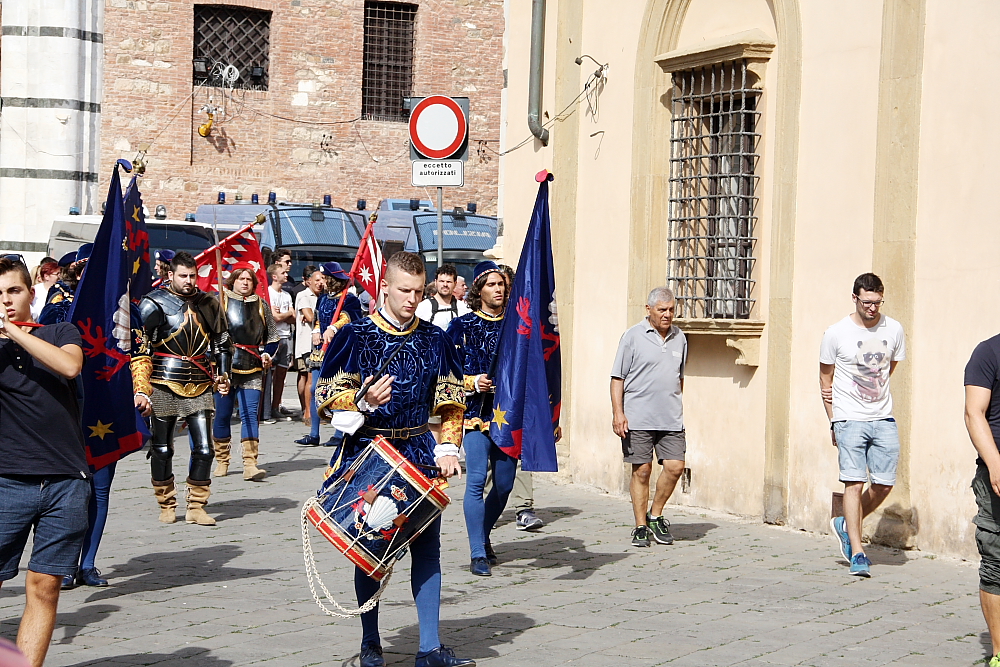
[[316, 371, 362, 412], [463, 374, 478, 393], [439, 405, 464, 446], [432, 372, 466, 416], [131, 356, 153, 396], [333, 311, 350, 330]]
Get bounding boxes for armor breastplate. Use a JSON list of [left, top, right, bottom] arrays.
[[141, 289, 217, 397], [224, 291, 265, 374]]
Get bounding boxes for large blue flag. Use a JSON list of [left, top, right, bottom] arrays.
[[68, 160, 151, 472], [489, 171, 561, 472]]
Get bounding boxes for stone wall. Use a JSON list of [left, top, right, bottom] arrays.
[[101, 0, 502, 217]]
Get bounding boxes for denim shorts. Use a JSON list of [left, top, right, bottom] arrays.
[[0, 475, 90, 581], [832, 419, 900, 486]]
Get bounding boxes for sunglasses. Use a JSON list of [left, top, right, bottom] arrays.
[[2, 254, 26, 267]]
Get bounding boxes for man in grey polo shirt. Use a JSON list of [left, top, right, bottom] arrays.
[[611, 286, 687, 548]]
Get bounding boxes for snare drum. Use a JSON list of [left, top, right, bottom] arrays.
[[304, 435, 450, 581]]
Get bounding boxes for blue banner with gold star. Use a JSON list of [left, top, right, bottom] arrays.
[[68, 160, 151, 472], [489, 171, 561, 472]]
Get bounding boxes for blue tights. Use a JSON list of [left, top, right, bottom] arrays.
[[462, 429, 518, 559], [213, 385, 261, 441], [309, 370, 321, 439], [80, 462, 116, 570], [356, 517, 441, 652]]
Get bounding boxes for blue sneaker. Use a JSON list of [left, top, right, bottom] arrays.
[[850, 553, 872, 577], [830, 516, 851, 561]]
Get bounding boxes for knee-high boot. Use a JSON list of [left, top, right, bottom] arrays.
[[152, 476, 177, 524], [185, 478, 216, 526], [213, 438, 231, 477], [241, 438, 266, 481]]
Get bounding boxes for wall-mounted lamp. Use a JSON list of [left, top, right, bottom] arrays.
[[250, 65, 265, 80], [193, 57, 209, 76]]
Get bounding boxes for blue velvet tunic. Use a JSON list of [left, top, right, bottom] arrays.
[[446, 310, 503, 429], [316, 290, 364, 331], [316, 310, 465, 481]]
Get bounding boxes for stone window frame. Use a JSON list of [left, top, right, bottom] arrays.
[[653, 30, 775, 366]]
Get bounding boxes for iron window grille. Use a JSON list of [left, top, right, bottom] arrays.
[[362, 1, 417, 122], [667, 59, 761, 319], [193, 5, 271, 90]]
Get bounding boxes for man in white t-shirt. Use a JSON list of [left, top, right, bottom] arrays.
[[415, 264, 470, 329], [294, 266, 322, 426], [819, 273, 906, 578], [263, 264, 295, 423]]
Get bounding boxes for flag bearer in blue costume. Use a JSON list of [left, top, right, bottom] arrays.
[[38, 244, 92, 325], [296, 262, 363, 446], [446, 262, 512, 577], [315, 251, 475, 667]]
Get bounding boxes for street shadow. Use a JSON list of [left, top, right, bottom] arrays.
[[494, 535, 630, 580], [861, 544, 909, 567], [365, 611, 536, 662], [261, 457, 330, 478], [54, 603, 120, 645], [670, 522, 718, 541], [83, 544, 279, 603], [210, 496, 298, 522], [870, 503, 919, 551], [981, 631, 993, 659], [495, 506, 583, 529], [63, 646, 231, 666]]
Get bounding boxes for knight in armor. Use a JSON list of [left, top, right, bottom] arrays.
[[315, 252, 474, 667], [131, 251, 231, 526], [212, 264, 278, 481], [296, 261, 363, 446], [446, 262, 512, 577]]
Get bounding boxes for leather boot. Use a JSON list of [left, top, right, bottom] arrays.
[[185, 479, 216, 526], [152, 477, 177, 524], [213, 437, 231, 477], [241, 438, 266, 481]]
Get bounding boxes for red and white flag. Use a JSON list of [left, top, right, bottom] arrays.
[[194, 224, 270, 303], [353, 222, 385, 302]]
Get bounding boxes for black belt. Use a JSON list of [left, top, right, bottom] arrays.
[[361, 424, 429, 440]]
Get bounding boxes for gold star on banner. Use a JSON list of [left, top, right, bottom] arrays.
[[132, 206, 142, 223], [88, 421, 114, 440], [492, 407, 508, 428], [133, 257, 142, 275]]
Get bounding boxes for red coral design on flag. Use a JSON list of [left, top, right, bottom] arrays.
[[516, 297, 532, 337]]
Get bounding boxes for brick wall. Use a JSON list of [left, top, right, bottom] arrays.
[[100, 0, 502, 217]]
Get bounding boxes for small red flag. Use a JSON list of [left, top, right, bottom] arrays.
[[194, 225, 269, 303], [352, 224, 385, 302]]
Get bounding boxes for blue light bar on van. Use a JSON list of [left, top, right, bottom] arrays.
[[268, 192, 277, 205], [217, 192, 225, 204], [252, 193, 259, 204]]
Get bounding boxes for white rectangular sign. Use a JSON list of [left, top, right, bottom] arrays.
[[411, 160, 464, 187]]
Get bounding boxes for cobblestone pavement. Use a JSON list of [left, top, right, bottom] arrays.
[[0, 397, 990, 666]]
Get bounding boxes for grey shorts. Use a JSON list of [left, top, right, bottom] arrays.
[[272, 338, 292, 369], [972, 463, 1000, 594], [622, 430, 686, 464]]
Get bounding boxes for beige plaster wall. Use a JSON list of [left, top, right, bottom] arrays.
[[906, 0, 1000, 560], [784, 0, 884, 534]]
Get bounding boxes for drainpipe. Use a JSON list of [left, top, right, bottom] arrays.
[[528, 0, 549, 145]]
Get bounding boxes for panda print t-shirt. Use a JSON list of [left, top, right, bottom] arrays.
[[820, 314, 906, 422]]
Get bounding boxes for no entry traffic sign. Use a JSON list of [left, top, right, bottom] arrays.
[[409, 96, 468, 160]]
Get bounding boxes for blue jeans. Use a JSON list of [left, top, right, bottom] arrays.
[[463, 429, 518, 559], [833, 419, 900, 486], [309, 370, 321, 439], [80, 463, 116, 571], [0, 475, 90, 580], [213, 385, 262, 441], [356, 517, 442, 653]]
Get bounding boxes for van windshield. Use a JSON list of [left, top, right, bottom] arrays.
[[146, 224, 215, 258]]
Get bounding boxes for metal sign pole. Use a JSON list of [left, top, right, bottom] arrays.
[[436, 186, 444, 270]]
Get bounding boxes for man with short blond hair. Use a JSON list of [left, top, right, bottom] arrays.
[[611, 286, 687, 548]]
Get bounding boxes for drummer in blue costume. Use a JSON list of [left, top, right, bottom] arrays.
[[445, 262, 512, 577], [38, 244, 92, 325], [296, 262, 364, 446], [315, 251, 475, 667]]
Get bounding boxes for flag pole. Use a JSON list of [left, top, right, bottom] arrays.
[[320, 211, 378, 355]]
